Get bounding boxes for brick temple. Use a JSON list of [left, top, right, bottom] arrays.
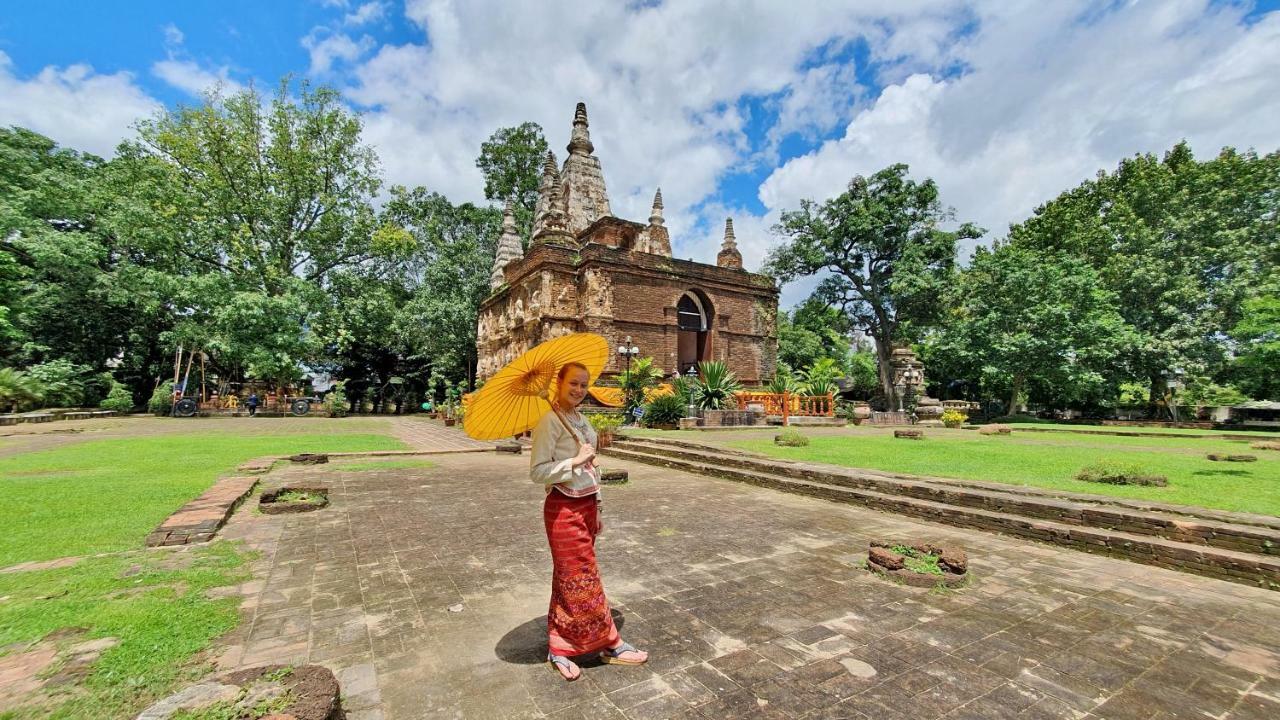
[[476, 103, 778, 384]]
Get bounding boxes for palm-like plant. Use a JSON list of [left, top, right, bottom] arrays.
[[0, 368, 45, 413], [767, 364, 801, 395], [800, 358, 843, 397], [620, 356, 662, 415], [692, 360, 742, 410]]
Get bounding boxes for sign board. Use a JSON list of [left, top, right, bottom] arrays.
[[632, 406, 645, 418]]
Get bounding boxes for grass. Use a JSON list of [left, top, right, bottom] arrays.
[[1004, 422, 1280, 437], [0, 421, 406, 719], [730, 428, 1280, 516], [0, 542, 251, 720], [273, 490, 324, 503], [328, 458, 436, 472], [890, 545, 944, 576], [0, 432, 403, 567]]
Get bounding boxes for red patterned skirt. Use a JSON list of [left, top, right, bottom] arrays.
[[543, 490, 619, 656]]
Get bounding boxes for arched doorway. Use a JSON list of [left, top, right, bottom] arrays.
[[677, 291, 713, 373]]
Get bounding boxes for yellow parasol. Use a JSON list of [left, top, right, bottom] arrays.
[[463, 333, 610, 441]]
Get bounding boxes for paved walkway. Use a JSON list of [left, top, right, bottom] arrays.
[[216, 452, 1280, 720], [389, 417, 495, 452]]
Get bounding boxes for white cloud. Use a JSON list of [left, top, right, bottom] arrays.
[[302, 30, 376, 75], [344, 2, 387, 26], [759, 0, 1280, 257], [0, 51, 160, 157], [152, 23, 245, 98], [152, 59, 245, 97], [345, 0, 967, 268], [163, 23, 185, 46]]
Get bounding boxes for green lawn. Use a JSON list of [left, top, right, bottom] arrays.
[[0, 424, 405, 719], [728, 429, 1280, 516], [0, 544, 250, 720], [0, 431, 403, 567], [1005, 422, 1280, 437]]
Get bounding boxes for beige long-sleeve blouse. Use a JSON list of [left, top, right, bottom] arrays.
[[530, 408, 600, 497]]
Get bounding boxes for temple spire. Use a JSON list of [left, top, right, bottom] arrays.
[[644, 187, 671, 257], [490, 198, 524, 288], [717, 217, 743, 269], [566, 101, 594, 156], [530, 150, 559, 241], [559, 101, 611, 234], [532, 154, 572, 245], [648, 188, 664, 226]]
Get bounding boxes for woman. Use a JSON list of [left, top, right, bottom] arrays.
[[531, 362, 648, 681]]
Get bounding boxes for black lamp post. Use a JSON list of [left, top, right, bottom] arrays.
[[618, 335, 639, 420]]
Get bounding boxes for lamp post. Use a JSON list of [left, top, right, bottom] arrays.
[[618, 335, 640, 421]]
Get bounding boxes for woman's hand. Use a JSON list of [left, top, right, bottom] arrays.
[[572, 443, 596, 468]]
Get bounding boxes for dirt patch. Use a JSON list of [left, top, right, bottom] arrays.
[[138, 665, 342, 720], [1207, 453, 1257, 463], [0, 631, 120, 711], [259, 487, 330, 514], [288, 453, 329, 465]]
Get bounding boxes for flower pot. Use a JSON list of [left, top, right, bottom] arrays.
[[445, 418, 456, 427]]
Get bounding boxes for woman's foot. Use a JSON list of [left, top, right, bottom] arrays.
[[600, 641, 648, 665], [547, 652, 581, 681]]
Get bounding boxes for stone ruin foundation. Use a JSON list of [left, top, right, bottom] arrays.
[[137, 664, 342, 720], [288, 453, 329, 465], [867, 539, 968, 588]]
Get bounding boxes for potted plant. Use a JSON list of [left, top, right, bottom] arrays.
[[941, 408, 967, 428], [588, 413, 624, 447]]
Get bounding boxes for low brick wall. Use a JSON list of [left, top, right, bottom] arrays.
[[701, 410, 762, 427], [146, 476, 258, 547]]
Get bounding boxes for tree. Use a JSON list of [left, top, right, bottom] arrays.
[[475, 122, 548, 239], [117, 80, 386, 295], [933, 245, 1129, 412], [1007, 143, 1279, 405], [618, 356, 662, 418], [777, 298, 854, 372], [383, 187, 502, 389], [766, 164, 982, 407], [1228, 294, 1280, 400], [0, 128, 142, 371]]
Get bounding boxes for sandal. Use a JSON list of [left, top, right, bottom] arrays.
[[547, 652, 581, 681], [599, 641, 648, 666]]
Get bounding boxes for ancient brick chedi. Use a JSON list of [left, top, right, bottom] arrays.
[[478, 103, 778, 383]]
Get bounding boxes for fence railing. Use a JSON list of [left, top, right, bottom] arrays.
[[735, 392, 835, 421]]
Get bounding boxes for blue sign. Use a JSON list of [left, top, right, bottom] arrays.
[[632, 406, 645, 418]]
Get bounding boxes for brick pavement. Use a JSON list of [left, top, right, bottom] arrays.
[[146, 475, 258, 546], [389, 417, 496, 452], [215, 452, 1280, 720]]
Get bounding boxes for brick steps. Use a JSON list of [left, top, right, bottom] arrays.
[[606, 438, 1280, 589]]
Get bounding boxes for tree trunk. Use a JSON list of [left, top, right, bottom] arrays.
[[873, 333, 895, 410], [1008, 375, 1025, 416]]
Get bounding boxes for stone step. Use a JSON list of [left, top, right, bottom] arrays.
[[613, 437, 1280, 552], [605, 441, 1280, 589]]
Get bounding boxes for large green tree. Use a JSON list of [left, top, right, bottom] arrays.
[[932, 245, 1130, 412], [382, 187, 501, 390], [109, 80, 398, 387], [1007, 143, 1279, 404], [475, 122, 548, 239], [766, 163, 982, 407], [0, 127, 142, 370]]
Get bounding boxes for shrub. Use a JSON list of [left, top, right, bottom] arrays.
[[0, 367, 45, 412], [940, 409, 967, 428], [147, 381, 175, 415], [1076, 461, 1168, 487], [800, 358, 842, 396], [26, 359, 93, 407], [588, 413, 624, 436], [767, 364, 801, 395], [691, 361, 742, 410], [99, 383, 135, 413], [619, 357, 663, 417], [774, 429, 809, 447], [324, 382, 348, 418], [643, 393, 686, 427]]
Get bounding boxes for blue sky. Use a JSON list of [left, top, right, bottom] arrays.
[[2, 1, 1279, 306]]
